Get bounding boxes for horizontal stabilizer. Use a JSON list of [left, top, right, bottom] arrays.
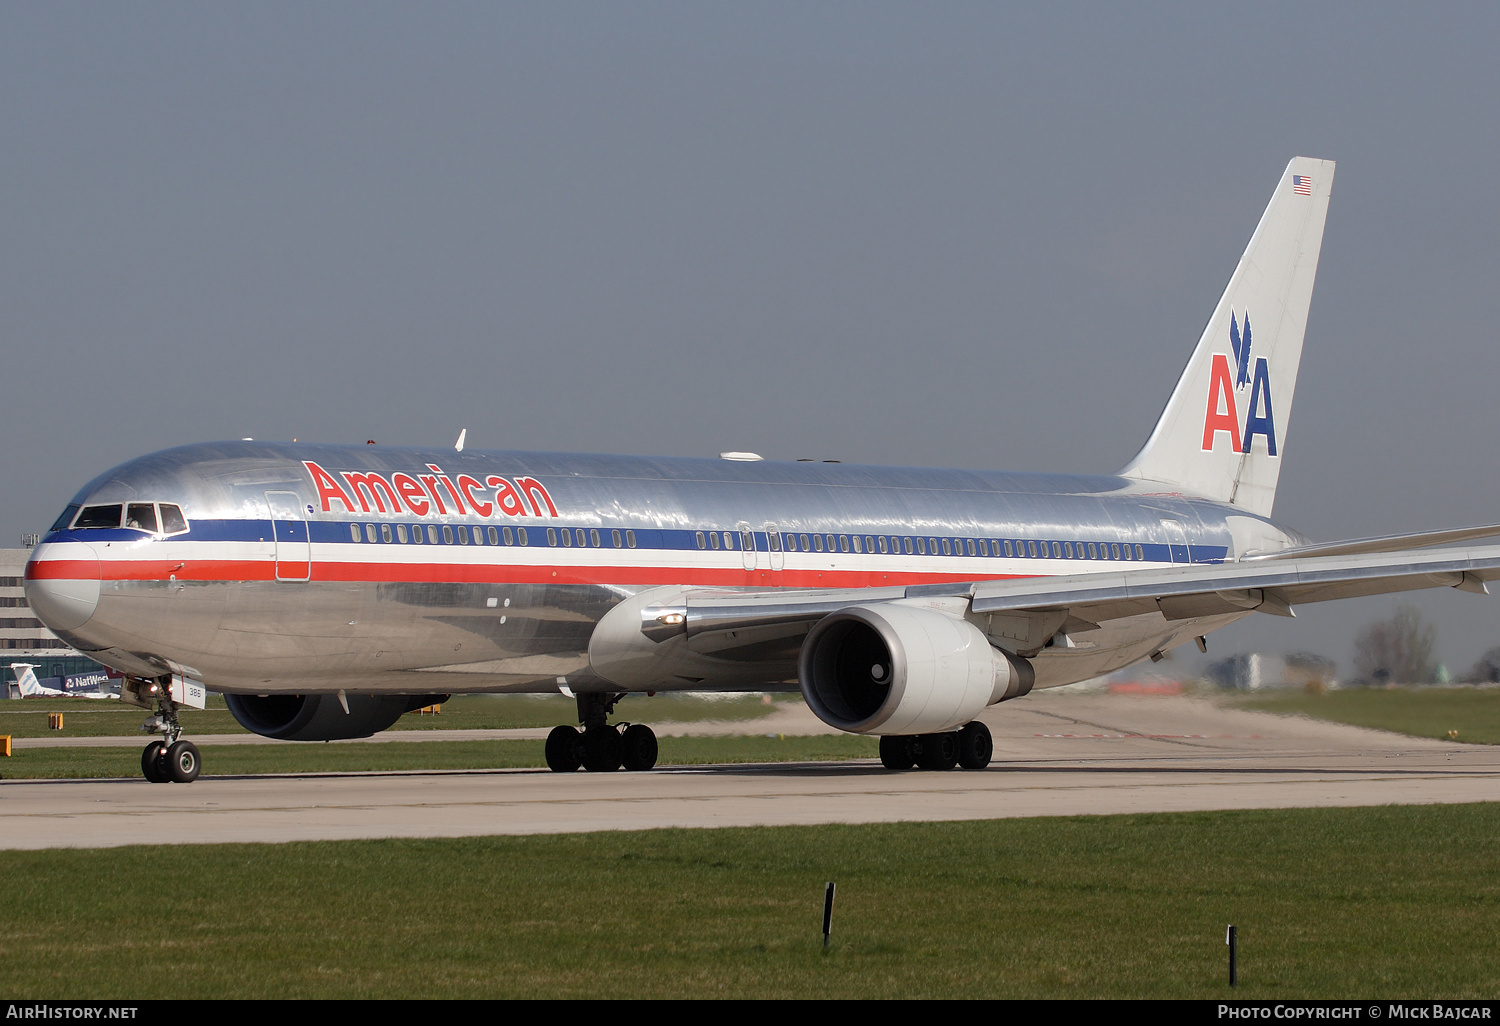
[[1245, 523, 1500, 561]]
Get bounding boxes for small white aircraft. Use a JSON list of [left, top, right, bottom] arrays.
[[9, 662, 118, 700]]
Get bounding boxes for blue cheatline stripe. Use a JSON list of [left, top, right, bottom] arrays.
[[44, 520, 1228, 566]]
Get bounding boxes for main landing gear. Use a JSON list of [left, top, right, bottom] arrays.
[[135, 680, 201, 784], [545, 692, 658, 773], [878, 721, 992, 771]]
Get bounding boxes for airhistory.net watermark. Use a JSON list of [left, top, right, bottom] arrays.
[[5, 1007, 138, 1020]]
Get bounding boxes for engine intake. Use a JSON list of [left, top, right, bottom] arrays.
[[224, 693, 448, 741], [799, 602, 1031, 735]]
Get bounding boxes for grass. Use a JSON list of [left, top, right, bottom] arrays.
[[0, 804, 1496, 998], [0, 691, 784, 738], [0, 734, 877, 779], [1228, 685, 1500, 745]]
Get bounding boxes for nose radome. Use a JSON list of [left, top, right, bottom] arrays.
[[24, 542, 101, 632]]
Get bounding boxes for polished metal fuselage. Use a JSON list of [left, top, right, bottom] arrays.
[[25, 441, 1301, 695]]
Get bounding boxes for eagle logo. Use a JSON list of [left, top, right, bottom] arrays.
[[1229, 312, 1253, 390]]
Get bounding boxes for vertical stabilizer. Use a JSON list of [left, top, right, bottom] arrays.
[[10, 663, 42, 697], [1120, 157, 1335, 516]]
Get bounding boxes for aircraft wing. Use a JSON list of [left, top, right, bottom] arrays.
[[649, 542, 1500, 649]]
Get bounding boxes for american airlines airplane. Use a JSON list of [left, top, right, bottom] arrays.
[[23, 157, 1500, 784]]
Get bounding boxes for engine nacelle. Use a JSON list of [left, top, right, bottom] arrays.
[[224, 693, 448, 741], [799, 601, 1032, 735]]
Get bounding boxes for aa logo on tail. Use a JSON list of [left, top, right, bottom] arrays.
[[1201, 311, 1277, 455]]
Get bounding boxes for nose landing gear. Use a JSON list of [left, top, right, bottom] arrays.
[[141, 738, 201, 783], [129, 676, 203, 783], [544, 692, 659, 773]]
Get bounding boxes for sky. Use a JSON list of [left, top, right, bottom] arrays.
[[4, 3, 1500, 679]]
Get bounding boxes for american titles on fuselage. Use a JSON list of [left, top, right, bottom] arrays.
[[1202, 310, 1277, 456], [304, 460, 559, 520]]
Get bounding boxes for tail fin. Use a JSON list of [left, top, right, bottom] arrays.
[[10, 663, 41, 697], [1120, 156, 1335, 516]]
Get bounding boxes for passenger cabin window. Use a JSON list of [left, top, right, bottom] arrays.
[[546, 528, 557, 546], [560, 529, 571, 547], [350, 524, 361, 542], [625, 530, 635, 548], [591, 529, 602, 547], [878, 536, 889, 553], [611, 529, 621, 548], [381, 524, 392, 543], [411, 525, 424, 544], [489, 527, 499, 545], [74, 505, 123, 529], [710, 532, 720, 550], [812, 535, 823, 552], [504, 527, 515, 545], [428, 526, 440, 544], [443, 525, 455, 544], [903, 537, 913, 554], [1135, 544, 1144, 560], [366, 524, 379, 543], [518, 528, 529, 546], [768, 532, 781, 552], [398, 524, 409, 543]]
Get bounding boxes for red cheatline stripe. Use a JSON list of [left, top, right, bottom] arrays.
[[28, 557, 1035, 589]]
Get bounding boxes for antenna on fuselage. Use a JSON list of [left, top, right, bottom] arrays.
[[455, 428, 466, 452]]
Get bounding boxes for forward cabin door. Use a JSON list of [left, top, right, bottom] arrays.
[[266, 491, 312, 581]]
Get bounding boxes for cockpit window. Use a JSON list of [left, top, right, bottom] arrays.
[[74, 504, 123, 529], [125, 503, 159, 533], [159, 504, 188, 534], [50, 505, 80, 532]]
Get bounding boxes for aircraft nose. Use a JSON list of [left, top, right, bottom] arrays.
[[24, 542, 101, 632]]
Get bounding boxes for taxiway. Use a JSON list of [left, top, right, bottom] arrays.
[[2, 692, 1494, 850]]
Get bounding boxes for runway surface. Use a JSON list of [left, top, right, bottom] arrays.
[[3, 691, 1495, 850]]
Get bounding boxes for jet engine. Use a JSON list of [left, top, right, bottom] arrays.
[[223, 693, 449, 741], [799, 601, 1032, 735]]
